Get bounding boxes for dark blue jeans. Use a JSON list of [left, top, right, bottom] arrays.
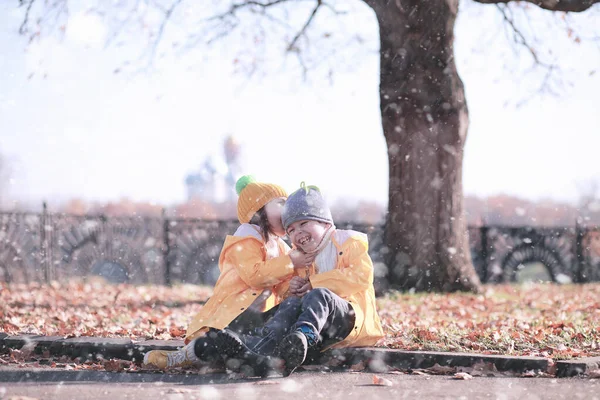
[[231, 288, 356, 357]]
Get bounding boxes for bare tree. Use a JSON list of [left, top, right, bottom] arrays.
[[16, 0, 600, 292]]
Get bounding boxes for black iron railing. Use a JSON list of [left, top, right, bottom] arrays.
[[1, 206, 599, 286]]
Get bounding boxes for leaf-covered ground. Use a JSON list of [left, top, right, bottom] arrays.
[[1, 280, 599, 364], [377, 283, 600, 359]]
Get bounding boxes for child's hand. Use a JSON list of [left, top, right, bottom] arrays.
[[289, 276, 312, 297], [289, 249, 316, 268], [289, 276, 306, 294]]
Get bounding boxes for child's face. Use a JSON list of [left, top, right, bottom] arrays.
[[286, 220, 330, 253], [264, 197, 287, 237]]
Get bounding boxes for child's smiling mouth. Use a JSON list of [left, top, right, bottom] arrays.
[[298, 236, 311, 246]]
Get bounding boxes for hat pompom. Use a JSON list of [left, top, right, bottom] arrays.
[[235, 175, 256, 195]]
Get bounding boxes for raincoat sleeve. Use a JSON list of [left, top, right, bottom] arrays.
[[273, 279, 292, 300], [309, 239, 373, 298], [226, 237, 295, 289]]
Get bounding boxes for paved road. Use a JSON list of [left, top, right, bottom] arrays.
[[0, 369, 598, 400]]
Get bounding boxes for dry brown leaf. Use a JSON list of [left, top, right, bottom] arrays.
[[166, 388, 192, 393], [587, 369, 600, 379], [453, 372, 473, 380], [387, 370, 406, 375], [324, 357, 343, 367], [456, 361, 502, 377], [426, 363, 456, 375], [372, 375, 393, 386], [349, 360, 367, 372], [472, 361, 497, 372], [546, 358, 557, 375], [254, 380, 278, 385], [103, 359, 128, 372], [169, 327, 186, 338], [521, 370, 537, 378], [409, 370, 428, 376]]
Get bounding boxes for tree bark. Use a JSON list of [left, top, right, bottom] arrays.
[[365, 0, 481, 292]]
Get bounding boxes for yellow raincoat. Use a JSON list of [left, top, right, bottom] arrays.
[[308, 229, 384, 348], [185, 224, 295, 343]]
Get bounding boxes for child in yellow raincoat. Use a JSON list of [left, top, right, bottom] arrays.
[[215, 182, 384, 376], [143, 175, 315, 369]]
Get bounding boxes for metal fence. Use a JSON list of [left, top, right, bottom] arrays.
[[1, 206, 599, 286]]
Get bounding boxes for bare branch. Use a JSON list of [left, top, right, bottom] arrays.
[[287, 0, 322, 52], [473, 0, 599, 13], [321, 2, 348, 14], [514, 64, 560, 107], [492, 3, 570, 106], [495, 4, 545, 65], [294, 50, 309, 80], [205, 20, 240, 45], [146, 0, 184, 67], [208, 0, 294, 21], [104, 0, 144, 48], [19, 0, 36, 34]]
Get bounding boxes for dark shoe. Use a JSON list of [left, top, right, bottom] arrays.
[[217, 330, 283, 377], [236, 351, 284, 378], [278, 330, 308, 377], [214, 329, 246, 359], [279, 325, 320, 377]]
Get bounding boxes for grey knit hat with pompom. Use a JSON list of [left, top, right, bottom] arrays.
[[282, 182, 333, 230]]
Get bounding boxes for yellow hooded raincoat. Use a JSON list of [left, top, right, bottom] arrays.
[[307, 229, 384, 348]]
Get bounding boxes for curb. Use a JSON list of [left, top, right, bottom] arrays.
[[555, 357, 600, 377], [0, 334, 572, 376], [0, 334, 182, 363], [325, 347, 549, 373]]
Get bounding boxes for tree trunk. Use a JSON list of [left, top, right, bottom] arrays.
[[366, 0, 481, 292]]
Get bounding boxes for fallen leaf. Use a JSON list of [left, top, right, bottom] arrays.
[[372, 375, 393, 386], [426, 363, 456, 375], [103, 359, 129, 372], [546, 358, 557, 375], [387, 370, 406, 375], [453, 372, 473, 380], [587, 369, 600, 379], [521, 370, 537, 378], [349, 360, 366, 372], [410, 370, 428, 376], [254, 380, 278, 385], [324, 357, 343, 367], [166, 388, 192, 393], [169, 327, 186, 338]]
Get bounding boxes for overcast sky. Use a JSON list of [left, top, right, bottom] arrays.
[[0, 1, 599, 211]]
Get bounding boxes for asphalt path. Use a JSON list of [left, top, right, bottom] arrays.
[[0, 368, 598, 400]]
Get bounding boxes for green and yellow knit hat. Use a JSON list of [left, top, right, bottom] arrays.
[[235, 175, 287, 224]]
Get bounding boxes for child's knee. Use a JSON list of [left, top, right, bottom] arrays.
[[282, 296, 302, 307], [303, 287, 332, 302]]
